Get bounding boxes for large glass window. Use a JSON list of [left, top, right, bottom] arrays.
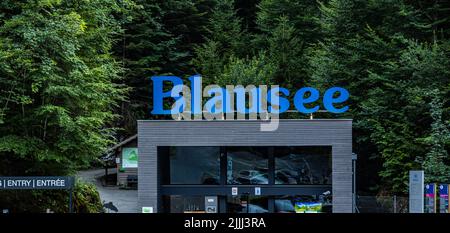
[[160, 146, 331, 185], [274, 147, 332, 185], [227, 147, 269, 185], [168, 147, 220, 184]]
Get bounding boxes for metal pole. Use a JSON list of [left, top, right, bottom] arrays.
[[247, 194, 249, 213], [393, 195, 397, 213], [69, 177, 74, 213], [352, 153, 357, 213], [69, 188, 73, 213], [353, 160, 356, 212]]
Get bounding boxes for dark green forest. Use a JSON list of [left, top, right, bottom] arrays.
[[0, 0, 449, 212]]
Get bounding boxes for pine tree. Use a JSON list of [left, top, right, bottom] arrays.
[[117, 0, 217, 132], [266, 17, 305, 89], [311, 0, 450, 193], [420, 91, 450, 183], [0, 0, 127, 174], [257, 0, 323, 44], [192, 0, 247, 85]]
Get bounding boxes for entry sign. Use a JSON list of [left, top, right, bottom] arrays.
[[409, 171, 424, 213], [0, 177, 74, 190]]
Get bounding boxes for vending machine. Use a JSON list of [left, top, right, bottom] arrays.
[[439, 184, 449, 213]]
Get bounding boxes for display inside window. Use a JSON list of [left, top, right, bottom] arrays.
[[227, 196, 268, 213], [274, 146, 331, 185], [274, 195, 332, 213], [169, 147, 220, 184], [227, 147, 269, 185], [164, 195, 206, 213]]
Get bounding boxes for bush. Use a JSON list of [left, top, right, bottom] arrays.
[[0, 179, 102, 213], [73, 180, 103, 213]]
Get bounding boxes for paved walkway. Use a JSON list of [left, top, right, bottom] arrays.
[[77, 169, 138, 213]]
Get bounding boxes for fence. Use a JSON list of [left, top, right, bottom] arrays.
[[356, 195, 409, 213]]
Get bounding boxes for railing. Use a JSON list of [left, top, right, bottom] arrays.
[[356, 195, 409, 213]]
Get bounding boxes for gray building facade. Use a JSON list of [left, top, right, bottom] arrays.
[[138, 119, 352, 213]]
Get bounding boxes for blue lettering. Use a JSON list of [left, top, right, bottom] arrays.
[[293, 87, 320, 113], [204, 87, 224, 114], [151, 76, 184, 115], [268, 87, 290, 113], [323, 87, 349, 113], [189, 75, 202, 115], [150, 76, 350, 116]]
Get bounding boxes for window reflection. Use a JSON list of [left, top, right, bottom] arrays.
[[275, 147, 331, 185], [169, 147, 220, 184], [163, 146, 331, 186], [164, 195, 206, 213], [227, 147, 269, 185], [227, 196, 268, 213]]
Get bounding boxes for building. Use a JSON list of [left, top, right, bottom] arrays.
[[103, 134, 138, 187], [137, 119, 353, 213]]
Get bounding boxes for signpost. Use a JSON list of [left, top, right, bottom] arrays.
[[409, 170, 424, 213], [0, 176, 75, 213], [439, 184, 449, 213]]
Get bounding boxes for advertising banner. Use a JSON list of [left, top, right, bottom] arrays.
[[439, 184, 449, 213], [425, 183, 436, 213], [122, 147, 138, 168], [294, 202, 323, 213]]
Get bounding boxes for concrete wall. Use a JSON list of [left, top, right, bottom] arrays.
[[138, 119, 352, 213]]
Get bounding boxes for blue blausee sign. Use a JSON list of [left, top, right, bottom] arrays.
[[151, 75, 349, 116]]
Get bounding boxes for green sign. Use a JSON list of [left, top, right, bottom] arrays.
[[122, 147, 138, 168]]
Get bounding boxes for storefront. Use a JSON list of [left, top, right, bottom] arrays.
[[138, 119, 352, 213]]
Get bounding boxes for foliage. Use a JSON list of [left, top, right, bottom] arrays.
[[0, 0, 449, 207], [117, 0, 217, 129], [418, 91, 450, 183], [0, 0, 127, 211], [128, 0, 450, 194], [192, 0, 246, 85], [0, 180, 102, 213], [73, 179, 103, 213], [310, 0, 449, 193], [216, 53, 276, 86], [0, 0, 129, 174]]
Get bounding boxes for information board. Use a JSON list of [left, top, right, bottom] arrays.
[[409, 171, 424, 213]]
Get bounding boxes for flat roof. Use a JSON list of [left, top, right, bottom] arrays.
[[137, 119, 352, 122]]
